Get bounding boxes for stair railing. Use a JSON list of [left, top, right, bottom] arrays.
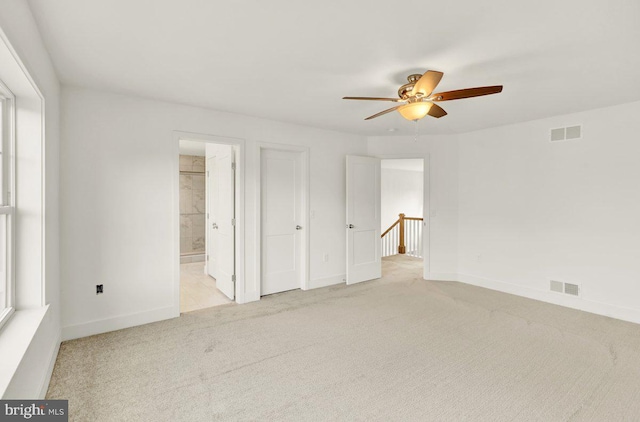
[[381, 213, 424, 258]]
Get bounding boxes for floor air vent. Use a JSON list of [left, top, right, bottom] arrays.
[[550, 125, 582, 142], [550, 280, 580, 296]]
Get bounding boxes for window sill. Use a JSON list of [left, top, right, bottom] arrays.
[[0, 305, 49, 397]]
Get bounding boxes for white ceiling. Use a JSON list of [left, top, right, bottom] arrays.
[[381, 159, 423, 173], [27, 0, 640, 136]]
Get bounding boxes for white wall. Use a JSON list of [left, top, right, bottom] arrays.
[[60, 86, 366, 339], [457, 100, 640, 323], [0, 1, 61, 398], [369, 100, 640, 325], [367, 135, 459, 277], [381, 168, 423, 231]]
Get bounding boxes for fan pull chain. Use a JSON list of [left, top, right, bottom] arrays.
[[414, 119, 418, 142]]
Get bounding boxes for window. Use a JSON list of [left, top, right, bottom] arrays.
[[0, 79, 14, 328]]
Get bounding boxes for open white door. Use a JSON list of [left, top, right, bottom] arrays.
[[206, 156, 218, 278], [346, 155, 381, 284], [214, 147, 235, 300]]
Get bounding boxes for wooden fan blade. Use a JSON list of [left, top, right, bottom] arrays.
[[343, 96, 402, 102], [431, 85, 503, 101], [364, 106, 401, 120], [427, 103, 447, 118], [411, 70, 444, 97]]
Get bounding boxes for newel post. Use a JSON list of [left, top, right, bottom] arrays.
[[398, 213, 406, 254]]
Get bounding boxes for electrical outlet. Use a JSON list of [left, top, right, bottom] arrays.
[[323, 253, 329, 262], [476, 254, 482, 263], [96, 284, 104, 294]]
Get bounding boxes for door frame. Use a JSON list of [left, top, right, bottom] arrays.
[[255, 143, 310, 295], [173, 131, 247, 311], [376, 153, 431, 279]]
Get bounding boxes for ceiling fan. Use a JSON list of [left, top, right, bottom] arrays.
[[343, 70, 503, 121]]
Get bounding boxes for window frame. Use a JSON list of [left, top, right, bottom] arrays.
[[0, 79, 15, 330]]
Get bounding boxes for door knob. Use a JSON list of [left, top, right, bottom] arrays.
[[296, 225, 302, 230], [347, 224, 355, 229], [212, 223, 218, 229]]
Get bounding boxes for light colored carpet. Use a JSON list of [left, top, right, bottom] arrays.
[[48, 255, 640, 421]]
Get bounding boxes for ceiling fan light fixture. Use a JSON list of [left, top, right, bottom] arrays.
[[342, 70, 502, 122], [398, 101, 433, 121]]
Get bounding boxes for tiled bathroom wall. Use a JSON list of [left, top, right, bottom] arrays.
[[180, 155, 206, 256]]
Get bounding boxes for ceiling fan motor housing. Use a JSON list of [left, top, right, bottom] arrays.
[[398, 74, 424, 99]]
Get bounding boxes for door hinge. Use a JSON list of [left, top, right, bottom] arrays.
[[207, 170, 209, 176], [231, 218, 236, 226], [206, 255, 209, 261], [231, 162, 236, 170], [231, 275, 236, 283]]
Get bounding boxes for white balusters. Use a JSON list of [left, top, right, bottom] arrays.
[[381, 215, 423, 259], [405, 219, 423, 259], [382, 224, 399, 258]]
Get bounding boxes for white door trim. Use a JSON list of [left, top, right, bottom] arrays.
[[255, 142, 310, 295], [375, 153, 431, 279], [172, 131, 247, 312]]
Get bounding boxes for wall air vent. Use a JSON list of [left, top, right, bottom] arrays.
[[550, 128, 565, 142], [550, 125, 582, 142], [550, 280, 563, 293], [565, 125, 581, 140], [550, 280, 580, 297], [564, 283, 580, 296]]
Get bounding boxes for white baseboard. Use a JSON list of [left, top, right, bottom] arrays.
[[62, 306, 178, 341], [426, 273, 459, 282], [38, 333, 61, 399], [306, 274, 345, 290], [455, 273, 640, 326]]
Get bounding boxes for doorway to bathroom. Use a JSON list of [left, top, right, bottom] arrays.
[[179, 139, 236, 312]]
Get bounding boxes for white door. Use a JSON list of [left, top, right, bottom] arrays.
[[346, 155, 381, 284], [261, 149, 303, 295], [206, 156, 218, 278], [214, 148, 235, 300]]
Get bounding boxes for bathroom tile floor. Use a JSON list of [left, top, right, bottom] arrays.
[[180, 262, 233, 313]]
